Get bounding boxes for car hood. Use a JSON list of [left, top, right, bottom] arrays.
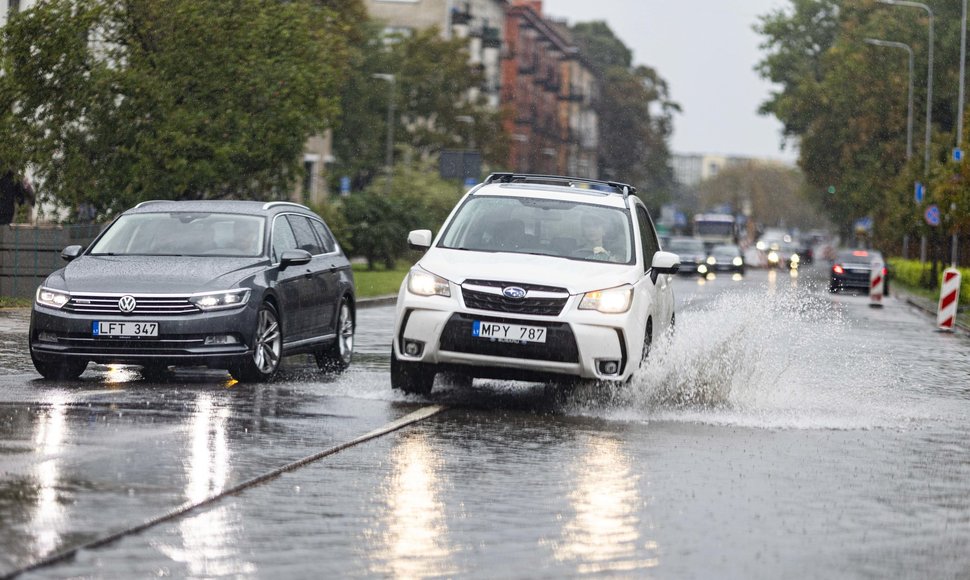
[[418, 248, 640, 294], [49, 255, 265, 294]]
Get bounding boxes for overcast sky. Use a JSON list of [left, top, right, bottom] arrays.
[[542, 0, 797, 162]]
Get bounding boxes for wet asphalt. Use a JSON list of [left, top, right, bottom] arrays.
[[1, 264, 969, 579]]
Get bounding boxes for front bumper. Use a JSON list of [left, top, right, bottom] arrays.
[[29, 303, 257, 367], [394, 292, 638, 382]]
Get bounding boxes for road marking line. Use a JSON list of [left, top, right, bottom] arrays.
[[2, 404, 447, 579]]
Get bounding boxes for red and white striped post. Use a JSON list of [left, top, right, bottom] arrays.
[[937, 268, 962, 331], [869, 259, 885, 308]]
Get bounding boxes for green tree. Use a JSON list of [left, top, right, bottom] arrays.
[[0, 0, 362, 220], [342, 155, 465, 269], [569, 21, 678, 212], [755, 0, 970, 258], [331, 26, 507, 192]]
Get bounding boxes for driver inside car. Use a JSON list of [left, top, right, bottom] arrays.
[[578, 214, 613, 260]]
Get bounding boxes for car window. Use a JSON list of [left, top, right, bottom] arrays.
[[309, 218, 337, 253], [271, 215, 299, 263], [438, 195, 634, 264], [635, 205, 659, 271], [89, 212, 265, 257], [286, 215, 323, 255]]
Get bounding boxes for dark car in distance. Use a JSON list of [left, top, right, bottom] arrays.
[[703, 244, 746, 275], [829, 248, 889, 294], [29, 200, 356, 382]]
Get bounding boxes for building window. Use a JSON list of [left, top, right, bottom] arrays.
[[8, 0, 20, 14]]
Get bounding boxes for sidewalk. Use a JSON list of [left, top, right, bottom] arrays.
[[890, 286, 970, 334]]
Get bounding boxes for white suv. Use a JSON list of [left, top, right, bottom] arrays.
[[391, 173, 680, 394]]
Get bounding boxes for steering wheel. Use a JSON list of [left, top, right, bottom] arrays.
[[573, 248, 612, 261]]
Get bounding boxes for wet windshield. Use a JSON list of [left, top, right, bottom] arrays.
[[438, 196, 633, 263], [89, 213, 266, 257]]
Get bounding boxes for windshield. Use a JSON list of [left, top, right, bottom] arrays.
[[711, 245, 739, 257], [667, 238, 706, 253], [89, 212, 266, 257], [438, 196, 634, 264], [695, 220, 734, 237]]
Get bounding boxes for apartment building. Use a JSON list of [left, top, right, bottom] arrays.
[[502, 1, 598, 177]]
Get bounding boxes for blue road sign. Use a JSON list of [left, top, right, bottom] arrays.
[[340, 176, 351, 196], [915, 181, 925, 204], [924, 204, 941, 227], [954, 148, 964, 162]]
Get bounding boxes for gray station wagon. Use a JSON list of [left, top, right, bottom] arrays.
[[29, 200, 355, 382]]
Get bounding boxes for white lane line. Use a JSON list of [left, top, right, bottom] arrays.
[[4, 404, 447, 579]]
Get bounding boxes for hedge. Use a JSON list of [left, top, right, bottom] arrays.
[[887, 258, 970, 299]]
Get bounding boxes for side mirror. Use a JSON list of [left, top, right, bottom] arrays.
[[61, 245, 84, 262], [408, 229, 433, 251], [650, 250, 680, 283], [279, 249, 312, 269]]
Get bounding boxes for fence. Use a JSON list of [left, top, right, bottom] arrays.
[[0, 224, 102, 298]]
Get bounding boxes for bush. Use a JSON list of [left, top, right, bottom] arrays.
[[888, 258, 970, 298]]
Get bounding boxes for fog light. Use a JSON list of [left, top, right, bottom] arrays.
[[403, 340, 424, 357], [205, 334, 240, 345], [38, 331, 58, 343], [597, 359, 621, 376]]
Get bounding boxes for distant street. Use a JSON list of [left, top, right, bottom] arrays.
[[2, 263, 969, 578]]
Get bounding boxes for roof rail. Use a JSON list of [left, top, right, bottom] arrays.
[[133, 200, 173, 209], [482, 173, 636, 197], [262, 201, 310, 211]]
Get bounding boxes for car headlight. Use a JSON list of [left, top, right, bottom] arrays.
[[767, 251, 779, 262], [790, 253, 800, 263], [407, 269, 451, 297], [579, 285, 633, 313], [189, 289, 251, 311], [36, 286, 70, 309], [706, 256, 716, 265], [732, 256, 743, 266]]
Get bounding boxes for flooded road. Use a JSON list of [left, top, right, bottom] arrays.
[[1, 265, 969, 578]]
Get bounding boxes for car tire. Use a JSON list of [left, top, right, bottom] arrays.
[[31, 355, 87, 381], [315, 297, 354, 373], [640, 319, 653, 364], [390, 347, 435, 395], [231, 301, 283, 382]]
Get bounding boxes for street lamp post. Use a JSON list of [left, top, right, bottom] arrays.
[[372, 73, 396, 194], [878, 0, 934, 264], [877, 0, 933, 176], [865, 38, 915, 160]]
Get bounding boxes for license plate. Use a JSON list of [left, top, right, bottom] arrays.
[[93, 321, 158, 337], [472, 321, 546, 343]]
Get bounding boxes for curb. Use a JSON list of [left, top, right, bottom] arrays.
[[892, 289, 970, 335], [357, 295, 397, 309]]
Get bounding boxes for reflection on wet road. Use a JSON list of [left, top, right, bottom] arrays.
[[2, 265, 970, 578]]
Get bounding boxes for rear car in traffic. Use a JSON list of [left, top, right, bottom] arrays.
[[829, 248, 889, 293], [30, 200, 356, 381], [666, 236, 707, 276], [390, 173, 680, 394]]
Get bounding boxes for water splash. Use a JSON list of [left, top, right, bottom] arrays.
[[569, 285, 912, 430]]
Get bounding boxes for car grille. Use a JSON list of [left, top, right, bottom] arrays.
[[460, 279, 569, 316], [62, 293, 200, 315], [439, 313, 578, 363]]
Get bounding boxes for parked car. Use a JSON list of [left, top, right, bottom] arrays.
[[666, 236, 707, 276], [829, 248, 889, 293], [29, 200, 355, 382], [704, 244, 746, 275], [390, 173, 680, 394]]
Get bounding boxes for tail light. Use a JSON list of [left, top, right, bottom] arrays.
[[833, 264, 844, 274]]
